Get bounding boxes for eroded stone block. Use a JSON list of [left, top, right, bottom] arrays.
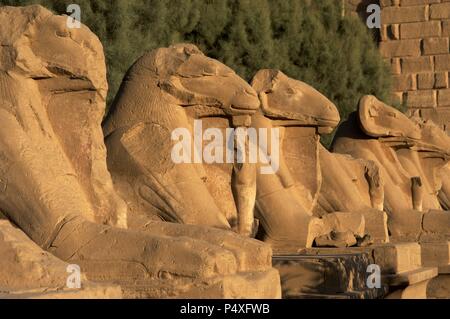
[[373, 243, 422, 274]]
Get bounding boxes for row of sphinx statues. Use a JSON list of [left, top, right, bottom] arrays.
[[0, 5, 449, 298]]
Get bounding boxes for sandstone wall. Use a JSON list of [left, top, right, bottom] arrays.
[[347, 0, 450, 134]]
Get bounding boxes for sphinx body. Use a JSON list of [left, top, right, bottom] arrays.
[[332, 96, 450, 242], [248, 69, 334, 251], [248, 69, 387, 252], [105, 64, 387, 252], [313, 145, 389, 245], [315, 146, 384, 214], [406, 112, 450, 212], [0, 5, 280, 298], [103, 44, 261, 233]]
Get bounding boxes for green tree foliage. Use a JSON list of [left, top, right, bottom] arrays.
[[0, 0, 393, 124]]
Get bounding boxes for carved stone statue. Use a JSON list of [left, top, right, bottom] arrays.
[[249, 69, 336, 250], [439, 164, 450, 210], [249, 69, 385, 251], [1, 3, 449, 300], [407, 112, 450, 212], [332, 95, 450, 242], [0, 5, 280, 298], [103, 43, 260, 232]]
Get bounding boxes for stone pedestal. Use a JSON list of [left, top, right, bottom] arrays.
[[421, 242, 450, 274], [386, 275, 450, 299], [0, 220, 122, 299], [275, 242, 448, 299], [273, 252, 388, 299]]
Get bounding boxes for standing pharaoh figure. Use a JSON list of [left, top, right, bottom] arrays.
[[439, 163, 450, 210], [231, 117, 258, 237], [0, 5, 280, 298]]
